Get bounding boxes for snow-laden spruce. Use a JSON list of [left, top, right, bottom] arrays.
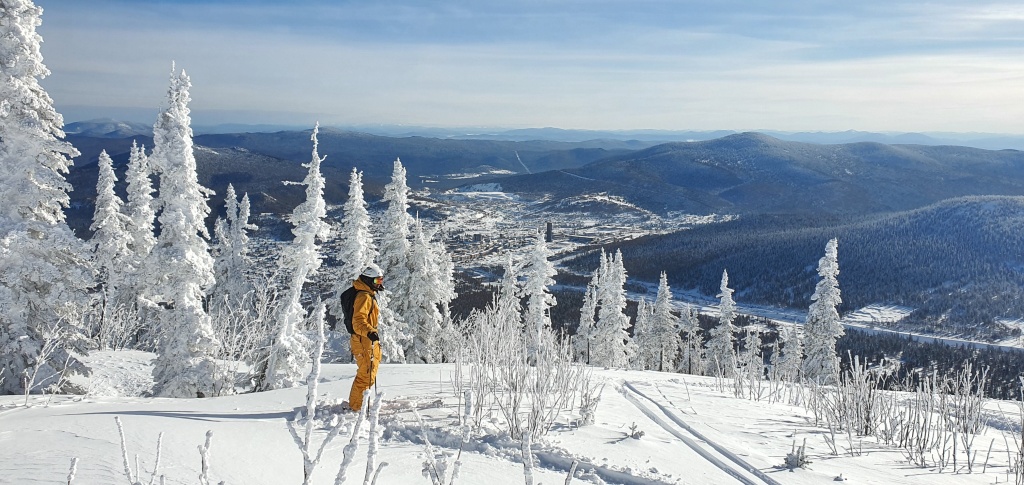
[[378, 159, 415, 361], [590, 249, 636, 368], [404, 218, 452, 363], [631, 297, 655, 369], [572, 254, 601, 364], [90, 150, 134, 310], [210, 184, 255, 310], [522, 230, 557, 361], [328, 167, 378, 332], [258, 124, 330, 391], [124, 141, 156, 261], [143, 66, 226, 398], [706, 269, 738, 378], [677, 302, 703, 375], [0, 0, 90, 395], [633, 272, 682, 371], [651, 272, 682, 372], [802, 237, 843, 382], [334, 168, 377, 284]]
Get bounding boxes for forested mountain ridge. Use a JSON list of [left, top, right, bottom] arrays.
[[573, 196, 1024, 339], [490, 132, 1024, 215], [62, 131, 643, 234]]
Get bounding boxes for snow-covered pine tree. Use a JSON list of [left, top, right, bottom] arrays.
[[802, 238, 843, 383], [336, 168, 376, 284], [677, 303, 703, 375], [705, 269, 738, 378], [210, 184, 255, 310], [90, 150, 134, 323], [651, 272, 681, 372], [329, 168, 376, 324], [259, 124, 331, 390], [403, 218, 446, 363], [522, 230, 557, 360], [124, 140, 156, 260], [590, 249, 635, 368], [143, 66, 226, 398], [572, 253, 602, 364], [0, 0, 91, 395], [774, 324, 802, 383], [432, 226, 458, 362], [377, 158, 414, 360], [739, 325, 763, 391], [497, 253, 522, 318], [630, 297, 655, 369]]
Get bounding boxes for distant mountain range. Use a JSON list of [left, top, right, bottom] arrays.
[[64, 118, 1024, 150], [488, 132, 1024, 215], [63, 127, 1024, 233]]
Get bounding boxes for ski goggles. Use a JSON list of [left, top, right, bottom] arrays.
[[373, 276, 384, 286]]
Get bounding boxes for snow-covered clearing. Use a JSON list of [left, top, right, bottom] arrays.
[[2, 351, 1021, 484]]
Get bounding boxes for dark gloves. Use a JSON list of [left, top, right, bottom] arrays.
[[367, 331, 379, 342]]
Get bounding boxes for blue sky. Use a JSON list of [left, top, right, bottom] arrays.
[[36, 0, 1024, 132]]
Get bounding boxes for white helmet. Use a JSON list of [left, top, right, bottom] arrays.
[[361, 264, 383, 279]]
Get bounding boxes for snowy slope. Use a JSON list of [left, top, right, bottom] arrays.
[[1, 351, 1019, 485]]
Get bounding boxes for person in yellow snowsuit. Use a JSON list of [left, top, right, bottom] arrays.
[[348, 265, 384, 411]]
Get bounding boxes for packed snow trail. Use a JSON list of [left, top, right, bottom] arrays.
[[622, 381, 784, 485]]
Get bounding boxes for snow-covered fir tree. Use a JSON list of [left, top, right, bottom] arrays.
[[773, 324, 802, 383], [143, 66, 226, 398], [738, 325, 763, 388], [432, 226, 458, 362], [335, 168, 376, 283], [572, 253, 602, 364], [630, 297, 655, 369], [124, 140, 156, 261], [590, 249, 635, 368], [497, 253, 522, 318], [377, 158, 414, 361], [0, 0, 90, 394], [522, 230, 557, 360], [259, 124, 330, 390], [403, 218, 447, 363], [329, 168, 376, 324], [802, 238, 843, 382], [210, 184, 255, 309], [677, 303, 703, 375], [705, 269, 738, 378], [650, 272, 681, 371], [90, 150, 134, 312]]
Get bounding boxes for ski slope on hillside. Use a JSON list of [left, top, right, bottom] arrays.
[[1, 351, 1020, 484]]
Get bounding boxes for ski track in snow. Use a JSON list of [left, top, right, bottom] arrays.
[[621, 381, 783, 485]]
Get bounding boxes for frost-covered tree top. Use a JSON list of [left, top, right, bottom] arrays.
[[572, 256, 600, 363], [404, 217, 446, 364], [706, 269, 738, 377], [124, 141, 156, 258], [523, 230, 557, 335], [336, 168, 376, 284], [803, 238, 843, 381], [0, 0, 80, 228], [280, 124, 330, 278], [379, 158, 412, 275], [147, 66, 215, 302], [90, 150, 133, 274], [592, 249, 634, 368], [498, 253, 521, 314]]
